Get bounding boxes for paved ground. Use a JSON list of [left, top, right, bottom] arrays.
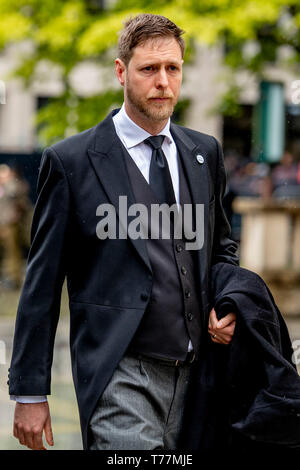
[[0, 317, 82, 450]]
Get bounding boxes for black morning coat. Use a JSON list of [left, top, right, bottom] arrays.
[[8, 109, 239, 449], [178, 262, 300, 451]]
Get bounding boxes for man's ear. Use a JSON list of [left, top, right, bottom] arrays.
[[115, 58, 126, 87]]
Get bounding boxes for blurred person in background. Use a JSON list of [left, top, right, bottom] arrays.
[[0, 164, 31, 289], [228, 159, 272, 199], [10, 165, 33, 256], [271, 150, 300, 198], [223, 154, 272, 242]]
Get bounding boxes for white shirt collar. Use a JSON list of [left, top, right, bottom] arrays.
[[113, 103, 174, 149]]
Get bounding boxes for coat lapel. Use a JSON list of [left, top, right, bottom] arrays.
[[170, 122, 210, 206], [87, 110, 152, 273], [170, 122, 211, 288]]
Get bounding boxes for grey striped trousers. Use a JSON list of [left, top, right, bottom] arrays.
[[89, 352, 193, 450]]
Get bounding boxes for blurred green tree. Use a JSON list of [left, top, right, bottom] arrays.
[[0, 0, 299, 144]]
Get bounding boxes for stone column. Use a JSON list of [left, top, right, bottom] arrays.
[[233, 197, 300, 316]]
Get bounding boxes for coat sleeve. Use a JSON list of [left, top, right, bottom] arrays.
[[211, 137, 239, 267], [8, 146, 70, 395]]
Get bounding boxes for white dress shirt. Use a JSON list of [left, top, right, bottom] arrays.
[[12, 104, 192, 404], [113, 103, 181, 207]]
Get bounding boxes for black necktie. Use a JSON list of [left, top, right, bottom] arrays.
[[144, 135, 177, 207]]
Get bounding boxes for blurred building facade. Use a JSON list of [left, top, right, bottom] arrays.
[[1, 41, 300, 188]]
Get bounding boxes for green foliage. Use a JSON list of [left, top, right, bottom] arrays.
[[172, 98, 191, 125], [211, 83, 243, 118], [1, 0, 300, 141], [35, 89, 124, 146]]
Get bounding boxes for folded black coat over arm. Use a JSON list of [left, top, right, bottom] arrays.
[[178, 262, 300, 450]]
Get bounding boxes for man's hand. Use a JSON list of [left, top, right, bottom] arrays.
[[208, 308, 236, 345], [13, 402, 54, 450]]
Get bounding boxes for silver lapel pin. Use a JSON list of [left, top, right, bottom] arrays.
[[196, 154, 204, 164]]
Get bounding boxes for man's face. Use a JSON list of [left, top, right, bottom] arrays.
[[116, 36, 183, 125]]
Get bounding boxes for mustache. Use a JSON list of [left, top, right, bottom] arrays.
[[148, 95, 173, 99]]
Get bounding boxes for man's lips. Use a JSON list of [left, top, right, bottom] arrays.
[[149, 97, 171, 102]]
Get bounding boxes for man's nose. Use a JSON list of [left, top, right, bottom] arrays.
[[155, 68, 169, 88]]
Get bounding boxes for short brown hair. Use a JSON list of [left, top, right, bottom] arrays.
[[118, 13, 185, 66]]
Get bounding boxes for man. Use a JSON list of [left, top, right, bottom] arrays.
[[9, 13, 239, 450]]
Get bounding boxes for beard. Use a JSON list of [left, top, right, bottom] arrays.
[[126, 79, 177, 122]]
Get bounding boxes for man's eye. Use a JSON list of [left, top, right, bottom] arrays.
[[143, 66, 153, 71], [169, 66, 178, 71]]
